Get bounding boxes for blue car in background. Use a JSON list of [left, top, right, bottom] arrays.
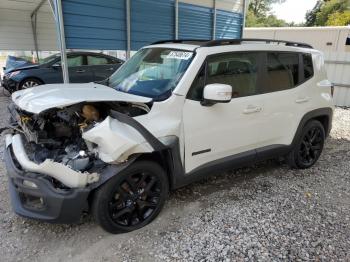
[[3, 55, 35, 74], [1, 51, 124, 93]]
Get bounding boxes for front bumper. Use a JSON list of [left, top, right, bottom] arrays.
[[6, 134, 99, 188], [4, 144, 91, 223], [1, 75, 18, 92]]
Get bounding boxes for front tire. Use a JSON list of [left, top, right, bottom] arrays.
[[19, 78, 42, 90], [287, 120, 325, 169], [92, 161, 169, 234]]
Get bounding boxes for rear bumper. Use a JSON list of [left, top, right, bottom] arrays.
[[4, 145, 91, 223]]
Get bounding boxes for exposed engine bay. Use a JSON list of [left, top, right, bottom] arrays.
[[8, 101, 151, 184]]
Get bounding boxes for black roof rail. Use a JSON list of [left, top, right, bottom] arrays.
[[151, 38, 313, 49], [201, 38, 313, 49], [151, 39, 210, 45]]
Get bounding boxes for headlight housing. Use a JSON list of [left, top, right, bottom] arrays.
[[9, 71, 21, 78]]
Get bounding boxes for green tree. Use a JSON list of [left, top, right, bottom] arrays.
[[305, 0, 323, 26], [316, 0, 349, 25], [249, 0, 286, 17], [246, 0, 287, 27], [305, 0, 350, 26], [326, 10, 350, 25]]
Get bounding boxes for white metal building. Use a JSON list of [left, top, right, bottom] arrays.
[[244, 26, 350, 107]]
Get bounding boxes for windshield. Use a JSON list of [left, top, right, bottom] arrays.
[[108, 48, 193, 100], [40, 53, 60, 64]]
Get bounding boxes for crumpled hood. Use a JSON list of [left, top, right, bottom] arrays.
[[12, 83, 152, 114], [6, 64, 39, 74]]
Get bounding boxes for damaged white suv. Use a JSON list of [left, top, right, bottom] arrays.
[[4, 39, 334, 233]]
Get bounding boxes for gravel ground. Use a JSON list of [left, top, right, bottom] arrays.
[[0, 89, 349, 261]]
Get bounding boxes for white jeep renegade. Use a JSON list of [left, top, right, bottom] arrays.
[[4, 39, 334, 233]]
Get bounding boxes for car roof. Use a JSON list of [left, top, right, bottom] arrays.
[[65, 51, 121, 59]]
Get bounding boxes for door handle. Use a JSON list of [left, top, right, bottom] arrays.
[[295, 97, 309, 103], [76, 69, 85, 73], [243, 105, 262, 114], [106, 67, 114, 71]]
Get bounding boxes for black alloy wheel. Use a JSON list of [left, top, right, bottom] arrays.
[[287, 120, 325, 169], [108, 171, 161, 226], [298, 126, 323, 166], [92, 161, 168, 234]]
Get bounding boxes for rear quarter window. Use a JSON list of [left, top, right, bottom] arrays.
[[302, 53, 314, 80], [260, 52, 300, 94]]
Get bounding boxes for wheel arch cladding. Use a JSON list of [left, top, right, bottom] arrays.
[[135, 149, 177, 190], [313, 115, 330, 136], [293, 107, 333, 147]]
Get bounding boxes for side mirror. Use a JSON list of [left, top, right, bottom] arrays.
[[52, 63, 61, 69], [201, 84, 232, 106]]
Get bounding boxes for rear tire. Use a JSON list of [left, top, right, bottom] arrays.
[[287, 120, 325, 169], [92, 161, 169, 234]]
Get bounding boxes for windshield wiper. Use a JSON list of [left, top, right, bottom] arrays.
[[94, 77, 109, 86]]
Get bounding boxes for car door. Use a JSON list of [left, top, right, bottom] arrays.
[[67, 54, 94, 83], [183, 51, 268, 173], [254, 51, 308, 151], [87, 54, 122, 82]]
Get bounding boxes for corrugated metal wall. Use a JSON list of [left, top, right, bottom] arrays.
[[62, 0, 244, 51], [62, 0, 126, 50], [178, 2, 243, 40], [324, 52, 350, 107], [178, 3, 213, 39], [215, 9, 243, 39], [131, 0, 174, 50]]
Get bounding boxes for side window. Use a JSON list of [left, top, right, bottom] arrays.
[[187, 65, 206, 101], [206, 53, 259, 98], [303, 53, 314, 80], [67, 55, 84, 67], [87, 55, 109, 65], [261, 52, 299, 93], [187, 52, 259, 101]]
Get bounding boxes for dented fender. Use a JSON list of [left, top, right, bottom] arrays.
[[82, 116, 152, 163], [82, 111, 167, 163]]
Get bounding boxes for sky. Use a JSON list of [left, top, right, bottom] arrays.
[[271, 0, 318, 24]]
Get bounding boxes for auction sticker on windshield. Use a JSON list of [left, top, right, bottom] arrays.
[[166, 51, 193, 60]]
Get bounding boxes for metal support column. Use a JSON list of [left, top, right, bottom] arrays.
[[175, 0, 179, 40], [126, 0, 131, 59], [212, 0, 217, 40], [30, 14, 39, 62], [30, 0, 46, 62], [241, 0, 248, 38], [53, 0, 69, 83]]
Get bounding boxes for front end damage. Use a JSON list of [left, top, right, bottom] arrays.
[[4, 100, 155, 223]]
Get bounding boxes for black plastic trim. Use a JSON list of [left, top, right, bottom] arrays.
[[151, 38, 313, 49], [192, 149, 211, 156]]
